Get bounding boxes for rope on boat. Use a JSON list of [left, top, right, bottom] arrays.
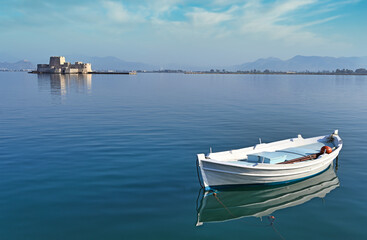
[[196, 159, 204, 188]]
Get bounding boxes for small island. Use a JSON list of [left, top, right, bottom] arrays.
[[33, 56, 92, 74], [29, 56, 136, 75]]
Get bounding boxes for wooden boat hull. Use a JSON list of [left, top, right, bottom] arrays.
[[197, 132, 342, 189]]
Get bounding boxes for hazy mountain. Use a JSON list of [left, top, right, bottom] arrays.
[[0, 60, 35, 70], [234, 56, 367, 72], [158, 63, 212, 71], [67, 56, 156, 71], [0, 52, 19, 62]]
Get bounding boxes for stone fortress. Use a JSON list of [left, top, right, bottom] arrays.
[[37, 56, 92, 74]]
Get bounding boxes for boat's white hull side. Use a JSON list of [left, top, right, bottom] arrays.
[[198, 135, 342, 189]]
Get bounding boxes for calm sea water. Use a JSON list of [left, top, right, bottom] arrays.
[[0, 72, 366, 239]]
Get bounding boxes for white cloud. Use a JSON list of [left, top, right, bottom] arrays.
[[231, 0, 340, 46], [146, 0, 181, 16], [300, 15, 341, 28], [186, 7, 234, 26], [102, 1, 145, 23], [269, 0, 316, 18]]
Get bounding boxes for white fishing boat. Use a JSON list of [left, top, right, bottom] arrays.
[[197, 130, 342, 190]]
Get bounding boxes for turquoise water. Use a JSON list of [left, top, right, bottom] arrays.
[[0, 72, 367, 239]]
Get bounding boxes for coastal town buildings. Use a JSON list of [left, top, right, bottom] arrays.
[[37, 56, 92, 74]]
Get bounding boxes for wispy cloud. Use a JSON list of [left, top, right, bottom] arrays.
[[185, 7, 235, 26], [103, 1, 133, 23]]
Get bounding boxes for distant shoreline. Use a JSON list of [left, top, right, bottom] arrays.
[[182, 71, 367, 76], [27, 71, 137, 75], [0, 69, 366, 76]]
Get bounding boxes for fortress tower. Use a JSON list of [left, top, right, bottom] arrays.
[[49, 56, 66, 67]]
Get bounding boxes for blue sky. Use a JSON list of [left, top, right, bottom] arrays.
[[0, 0, 366, 66]]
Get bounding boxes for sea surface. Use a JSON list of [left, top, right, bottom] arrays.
[[0, 72, 366, 239]]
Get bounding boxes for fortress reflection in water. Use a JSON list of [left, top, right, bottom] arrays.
[[37, 74, 92, 96]]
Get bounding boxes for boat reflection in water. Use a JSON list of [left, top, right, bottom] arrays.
[[37, 74, 92, 96], [196, 165, 339, 226]]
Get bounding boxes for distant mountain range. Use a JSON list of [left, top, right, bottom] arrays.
[[234, 56, 367, 72], [67, 56, 156, 71], [0, 60, 34, 70], [1, 55, 367, 72]]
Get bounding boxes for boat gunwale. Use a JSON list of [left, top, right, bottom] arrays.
[[200, 146, 341, 171]]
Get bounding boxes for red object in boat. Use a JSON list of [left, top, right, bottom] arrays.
[[320, 146, 332, 154]]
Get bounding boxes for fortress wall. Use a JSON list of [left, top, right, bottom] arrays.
[[71, 63, 92, 73], [37, 64, 50, 72], [85, 64, 92, 73], [50, 68, 62, 73], [63, 68, 79, 74]]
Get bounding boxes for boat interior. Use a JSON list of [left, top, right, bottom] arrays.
[[204, 134, 339, 165], [245, 141, 335, 164]]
